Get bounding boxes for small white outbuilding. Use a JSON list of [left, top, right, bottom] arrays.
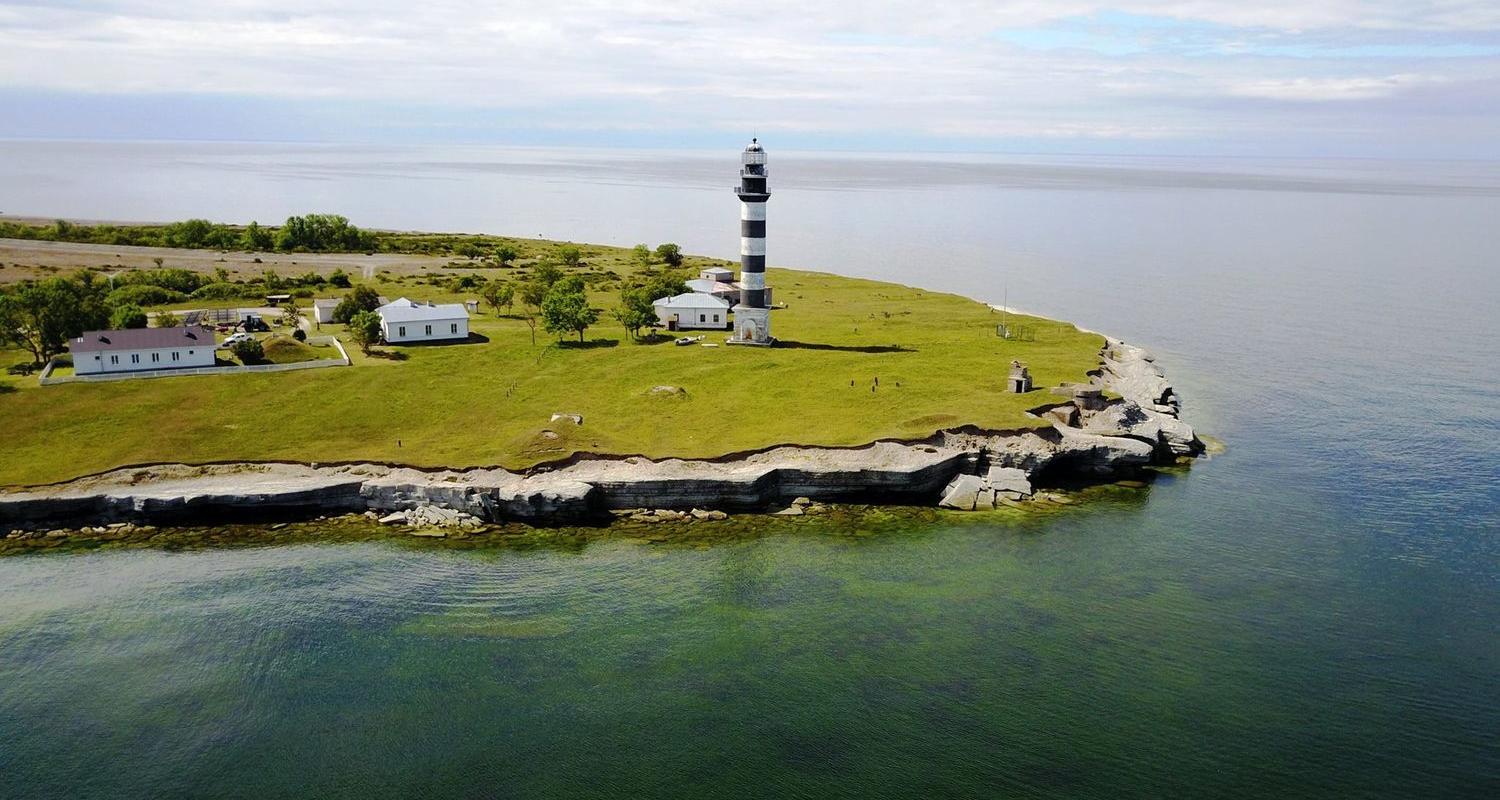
[[653, 292, 730, 331], [311, 299, 340, 324], [376, 297, 470, 343]]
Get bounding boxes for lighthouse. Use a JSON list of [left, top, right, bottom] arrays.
[[731, 138, 773, 344]]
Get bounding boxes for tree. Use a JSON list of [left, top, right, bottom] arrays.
[[241, 220, 274, 251], [482, 282, 514, 315], [110, 304, 148, 330], [630, 244, 654, 271], [493, 244, 519, 267], [281, 297, 304, 332], [328, 269, 352, 288], [655, 243, 683, 267], [332, 285, 382, 324], [558, 245, 583, 268], [541, 276, 599, 343], [0, 277, 111, 364], [530, 261, 563, 289], [162, 218, 215, 248], [347, 310, 383, 355], [155, 310, 181, 328], [644, 273, 688, 301], [613, 286, 657, 340], [213, 267, 230, 283], [613, 273, 684, 340], [231, 337, 264, 364], [274, 213, 375, 252]]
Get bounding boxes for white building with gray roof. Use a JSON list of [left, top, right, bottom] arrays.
[[69, 326, 218, 374], [376, 297, 470, 343]]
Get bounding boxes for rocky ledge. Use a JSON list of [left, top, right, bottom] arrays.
[[0, 337, 1202, 530]]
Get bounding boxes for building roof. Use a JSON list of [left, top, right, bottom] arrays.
[[700, 267, 733, 278], [70, 326, 216, 354], [686, 278, 740, 295], [654, 292, 731, 309], [312, 299, 340, 309], [376, 297, 470, 323]]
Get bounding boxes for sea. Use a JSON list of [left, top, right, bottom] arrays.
[[0, 140, 1497, 798]]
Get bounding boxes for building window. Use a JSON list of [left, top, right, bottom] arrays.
[[450, 323, 458, 335], [713, 314, 720, 323], [188, 350, 194, 355], [425, 325, 432, 336], [151, 352, 160, 363], [171, 352, 180, 362], [699, 314, 706, 323], [399, 326, 406, 337], [131, 354, 140, 364], [109, 355, 118, 365]]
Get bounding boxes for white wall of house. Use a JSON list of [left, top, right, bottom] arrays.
[[654, 304, 729, 330], [74, 344, 216, 375], [312, 303, 337, 324], [382, 316, 469, 343]]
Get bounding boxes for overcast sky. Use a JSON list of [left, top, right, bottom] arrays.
[[2, 1, 1498, 156]]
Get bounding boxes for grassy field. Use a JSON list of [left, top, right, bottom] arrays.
[[0, 258, 1101, 487]]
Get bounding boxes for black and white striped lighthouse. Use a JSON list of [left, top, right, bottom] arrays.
[[731, 138, 773, 344]]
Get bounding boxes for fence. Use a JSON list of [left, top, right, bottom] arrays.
[[39, 336, 351, 386]]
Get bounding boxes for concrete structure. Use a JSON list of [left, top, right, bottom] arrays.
[[699, 267, 733, 283], [1008, 360, 1033, 393], [376, 297, 470, 344], [69, 326, 217, 375], [730, 138, 773, 345], [311, 299, 339, 324], [654, 292, 730, 330]]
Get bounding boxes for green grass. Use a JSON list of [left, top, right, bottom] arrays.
[[0, 265, 1101, 487], [255, 334, 335, 365]]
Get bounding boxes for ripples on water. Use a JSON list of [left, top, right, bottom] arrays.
[[0, 142, 1496, 798]]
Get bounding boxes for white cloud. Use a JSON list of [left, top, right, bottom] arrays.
[[0, 1, 1497, 148], [1226, 74, 1436, 101]]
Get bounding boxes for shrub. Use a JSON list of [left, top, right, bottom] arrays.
[[106, 284, 186, 307], [292, 287, 315, 298], [231, 337, 264, 364], [191, 282, 248, 300], [155, 311, 181, 328], [329, 269, 352, 288], [118, 267, 206, 294], [109, 304, 149, 329], [292, 328, 307, 342]]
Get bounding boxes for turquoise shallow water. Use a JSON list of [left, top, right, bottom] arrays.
[[1, 144, 1498, 798]]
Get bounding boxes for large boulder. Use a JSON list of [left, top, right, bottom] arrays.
[[1050, 426, 1156, 473], [984, 466, 1033, 497], [1158, 415, 1203, 456], [939, 474, 986, 510]]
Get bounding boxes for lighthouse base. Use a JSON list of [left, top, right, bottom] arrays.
[[729, 306, 773, 346]]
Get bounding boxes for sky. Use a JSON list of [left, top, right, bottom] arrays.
[[1, 1, 1499, 157]]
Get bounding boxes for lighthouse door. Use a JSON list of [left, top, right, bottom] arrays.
[[739, 320, 760, 341]]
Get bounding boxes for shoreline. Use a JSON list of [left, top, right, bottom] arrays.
[[0, 336, 1204, 537]]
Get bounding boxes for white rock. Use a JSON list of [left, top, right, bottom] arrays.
[[983, 466, 1033, 497], [939, 474, 986, 511]]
